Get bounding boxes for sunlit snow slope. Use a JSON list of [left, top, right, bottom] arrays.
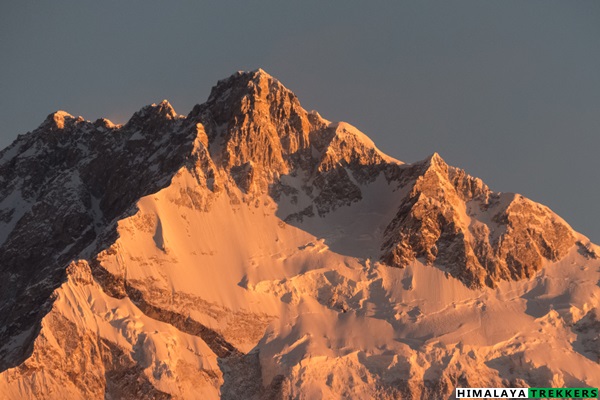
[[0, 70, 598, 399]]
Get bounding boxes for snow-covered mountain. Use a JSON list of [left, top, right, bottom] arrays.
[[0, 69, 598, 399]]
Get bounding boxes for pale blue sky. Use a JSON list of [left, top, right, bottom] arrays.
[[1, 1, 599, 242]]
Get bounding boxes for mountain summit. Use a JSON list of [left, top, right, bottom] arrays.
[[0, 70, 598, 399]]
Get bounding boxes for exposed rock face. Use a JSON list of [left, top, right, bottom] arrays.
[[0, 104, 196, 370], [189, 69, 321, 190], [190, 70, 393, 212], [381, 153, 579, 288], [0, 69, 598, 399]]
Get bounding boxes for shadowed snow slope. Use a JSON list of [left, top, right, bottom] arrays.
[[0, 69, 598, 399]]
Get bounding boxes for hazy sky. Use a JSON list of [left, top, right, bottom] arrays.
[[1, 1, 599, 242]]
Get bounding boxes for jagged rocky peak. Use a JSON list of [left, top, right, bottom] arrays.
[[141, 99, 177, 119], [411, 152, 489, 200], [40, 110, 83, 131], [93, 117, 118, 130], [203, 68, 299, 119], [188, 69, 401, 197], [381, 151, 581, 288], [0, 96, 202, 374], [316, 122, 398, 174], [188, 69, 331, 191], [496, 194, 577, 262], [125, 99, 179, 132], [424, 151, 445, 168], [192, 68, 314, 133]]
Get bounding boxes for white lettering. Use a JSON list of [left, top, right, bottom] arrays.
[[455, 388, 529, 398]]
